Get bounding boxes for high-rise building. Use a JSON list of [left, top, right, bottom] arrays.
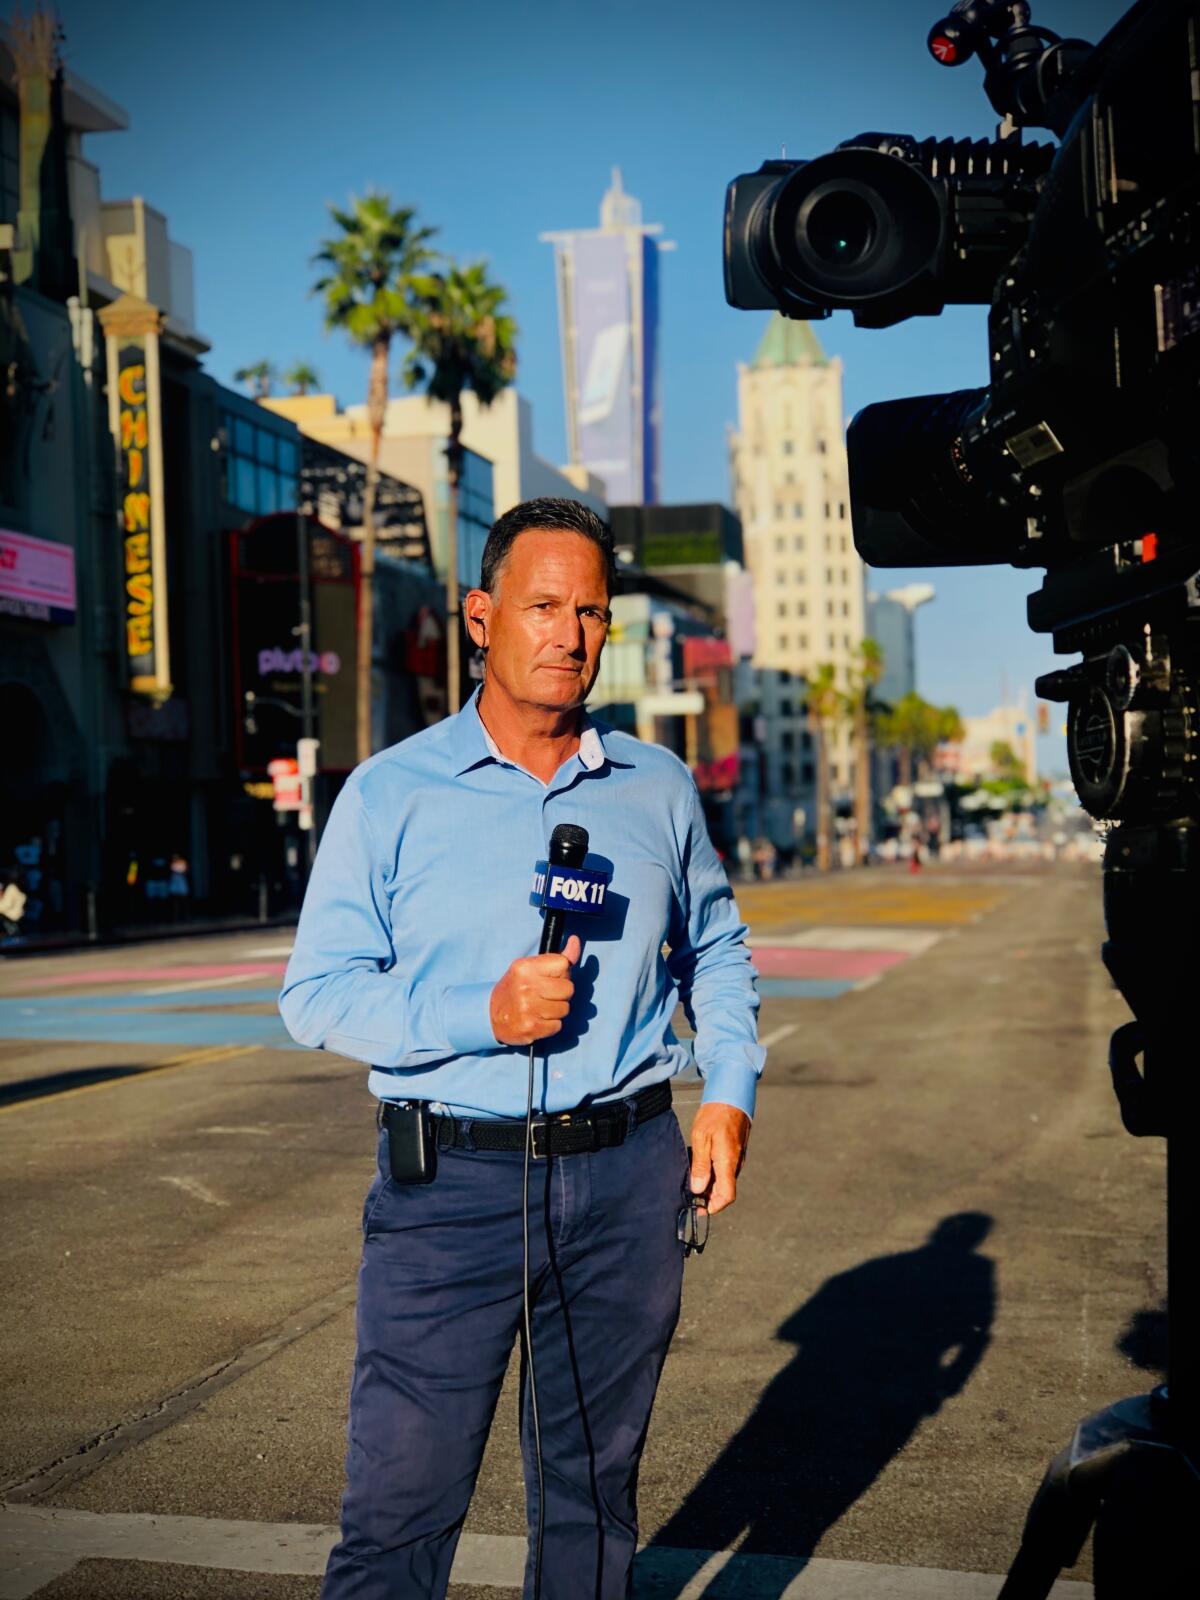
[[729, 314, 865, 791], [867, 583, 936, 706], [542, 170, 668, 505]]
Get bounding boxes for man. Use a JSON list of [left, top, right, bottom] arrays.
[[280, 497, 764, 1600]]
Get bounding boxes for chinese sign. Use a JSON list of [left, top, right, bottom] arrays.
[[99, 295, 171, 699]]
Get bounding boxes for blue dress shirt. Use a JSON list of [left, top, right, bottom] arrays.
[[279, 694, 765, 1119]]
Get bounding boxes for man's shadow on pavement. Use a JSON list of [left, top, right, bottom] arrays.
[[643, 1212, 996, 1592]]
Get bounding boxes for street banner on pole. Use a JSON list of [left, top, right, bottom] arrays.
[[268, 757, 302, 812]]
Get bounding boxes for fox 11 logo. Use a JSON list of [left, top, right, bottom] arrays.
[[531, 863, 610, 915]]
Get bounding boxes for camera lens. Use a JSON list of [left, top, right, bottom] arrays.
[[807, 191, 875, 264]]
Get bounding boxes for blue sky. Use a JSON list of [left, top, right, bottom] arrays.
[[49, 0, 1126, 769]]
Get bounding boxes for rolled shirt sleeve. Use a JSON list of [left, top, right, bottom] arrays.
[[278, 780, 499, 1067], [667, 783, 766, 1119]]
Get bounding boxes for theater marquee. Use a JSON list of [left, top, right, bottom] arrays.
[[98, 294, 172, 700]]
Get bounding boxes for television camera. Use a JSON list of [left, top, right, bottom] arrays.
[[724, 1, 1199, 1591]]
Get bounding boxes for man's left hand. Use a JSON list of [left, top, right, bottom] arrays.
[[688, 1102, 751, 1216]]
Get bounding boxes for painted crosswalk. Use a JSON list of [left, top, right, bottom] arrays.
[[0, 920, 943, 1058], [752, 925, 945, 1000]]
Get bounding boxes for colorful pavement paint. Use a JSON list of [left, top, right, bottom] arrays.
[[22, 962, 287, 989], [0, 940, 906, 1046], [0, 990, 299, 1050], [2, 873, 1011, 1053], [751, 926, 942, 1000]]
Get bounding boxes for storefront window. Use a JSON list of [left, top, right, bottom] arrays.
[[222, 408, 299, 516], [233, 453, 257, 511]]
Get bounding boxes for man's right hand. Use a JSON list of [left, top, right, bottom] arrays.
[[489, 934, 582, 1046]]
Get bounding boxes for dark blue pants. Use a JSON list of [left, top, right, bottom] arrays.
[[322, 1105, 689, 1600]]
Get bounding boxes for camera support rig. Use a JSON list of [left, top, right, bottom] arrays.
[[926, 0, 1094, 136], [930, 3, 1200, 1590], [989, 588, 1200, 1591], [725, 0, 1200, 1587]]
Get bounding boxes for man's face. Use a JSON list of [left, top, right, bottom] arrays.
[[466, 529, 611, 713]]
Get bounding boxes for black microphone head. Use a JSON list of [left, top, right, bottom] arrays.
[[548, 823, 589, 868]]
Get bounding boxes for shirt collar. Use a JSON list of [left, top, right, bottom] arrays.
[[450, 690, 607, 777]]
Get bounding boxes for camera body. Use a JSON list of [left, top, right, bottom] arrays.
[[723, 0, 1200, 822]]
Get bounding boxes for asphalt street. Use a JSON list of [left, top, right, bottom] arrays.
[[0, 864, 1164, 1598]]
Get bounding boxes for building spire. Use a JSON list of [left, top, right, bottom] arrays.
[[600, 167, 642, 230], [752, 311, 829, 369]]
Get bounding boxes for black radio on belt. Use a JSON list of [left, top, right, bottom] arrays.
[[381, 1101, 437, 1185]]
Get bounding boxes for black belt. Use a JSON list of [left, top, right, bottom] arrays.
[[381, 1080, 672, 1159]]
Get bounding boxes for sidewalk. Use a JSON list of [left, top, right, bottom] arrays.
[[0, 911, 298, 961]]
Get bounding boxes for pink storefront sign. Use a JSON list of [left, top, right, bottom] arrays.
[[0, 529, 77, 624]]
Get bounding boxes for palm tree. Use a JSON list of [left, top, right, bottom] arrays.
[[848, 638, 885, 865], [283, 361, 321, 396], [233, 360, 276, 398], [877, 692, 964, 787], [402, 262, 517, 712], [805, 662, 842, 871], [313, 193, 437, 762]]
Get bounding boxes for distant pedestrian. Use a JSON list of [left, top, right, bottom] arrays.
[[736, 835, 753, 881], [169, 854, 190, 922], [752, 836, 777, 880]]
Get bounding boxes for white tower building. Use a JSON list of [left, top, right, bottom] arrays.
[[729, 315, 865, 791], [542, 170, 669, 506]]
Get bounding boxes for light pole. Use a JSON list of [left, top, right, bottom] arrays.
[[295, 502, 317, 870], [243, 691, 318, 877]]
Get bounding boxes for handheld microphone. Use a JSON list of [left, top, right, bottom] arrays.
[[526, 818, 594, 1600], [538, 823, 591, 955]]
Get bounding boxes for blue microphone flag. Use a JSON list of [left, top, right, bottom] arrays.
[[531, 860, 611, 914]]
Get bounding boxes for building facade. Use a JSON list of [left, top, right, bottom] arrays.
[[866, 583, 936, 707], [0, 37, 438, 941], [956, 699, 1039, 786], [543, 170, 666, 506], [729, 314, 865, 817], [264, 388, 597, 573], [729, 316, 865, 694]]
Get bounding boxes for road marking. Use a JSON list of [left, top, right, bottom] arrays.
[[754, 948, 908, 981], [759, 978, 859, 1000], [20, 963, 287, 990], [0, 1005, 299, 1050], [133, 972, 263, 997], [760, 1023, 799, 1049], [757, 928, 943, 954], [0, 1044, 258, 1117], [3, 1283, 358, 1506], [159, 1175, 229, 1208], [245, 943, 295, 957], [0, 1506, 1094, 1599]]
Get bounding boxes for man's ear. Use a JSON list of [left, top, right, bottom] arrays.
[[464, 587, 491, 650]]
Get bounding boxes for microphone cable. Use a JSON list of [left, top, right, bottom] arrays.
[[524, 820, 591, 1599], [523, 1038, 545, 1600]]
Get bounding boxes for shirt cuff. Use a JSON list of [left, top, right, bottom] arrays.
[[698, 1061, 759, 1120], [443, 982, 499, 1054]]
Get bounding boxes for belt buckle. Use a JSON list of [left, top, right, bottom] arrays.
[[531, 1111, 576, 1159]]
